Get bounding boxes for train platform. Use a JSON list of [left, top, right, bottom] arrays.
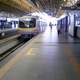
[[0, 26, 80, 80]]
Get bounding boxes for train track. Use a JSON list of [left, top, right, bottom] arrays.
[[0, 35, 30, 61]]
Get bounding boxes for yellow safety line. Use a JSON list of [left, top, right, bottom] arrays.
[[0, 33, 42, 79], [0, 34, 41, 79], [0, 51, 25, 79], [27, 48, 33, 55]]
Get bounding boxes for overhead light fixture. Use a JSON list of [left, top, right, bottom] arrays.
[[64, 0, 66, 2], [60, 7, 62, 9]]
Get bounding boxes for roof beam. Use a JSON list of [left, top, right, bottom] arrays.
[[0, 0, 40, 14]]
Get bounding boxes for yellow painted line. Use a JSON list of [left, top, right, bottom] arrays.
[[26, 48, 37, 56], [27, 48, 33, 55], [75, 64, 80, 74], [0, 33, 42, 79], [0, 51, 25, 79], [0, 48, 31, 79], [64, 47, 80, 79]]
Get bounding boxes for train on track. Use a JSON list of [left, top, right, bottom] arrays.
[[17, 16, 47, 38], [0, 16, 47, 39]]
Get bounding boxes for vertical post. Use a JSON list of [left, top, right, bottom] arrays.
[[65, 16, 68, 32], [74, 14, 78, 38]]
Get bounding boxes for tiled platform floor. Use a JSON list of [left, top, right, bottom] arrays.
[[0, 26, 80, 80]]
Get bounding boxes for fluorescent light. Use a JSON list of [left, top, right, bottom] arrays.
[[64, 0, 66, 1]]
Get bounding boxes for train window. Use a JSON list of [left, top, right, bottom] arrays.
[[4, 22, 12, 29], [29, 18, 36, 28], [19, 18, 36, 28], [19, 21, 26, 28], [0, 21, 12, 29], [19, 21, 30, 28]]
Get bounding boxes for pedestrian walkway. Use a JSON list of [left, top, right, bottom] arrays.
[[0, 26, 80, 80]]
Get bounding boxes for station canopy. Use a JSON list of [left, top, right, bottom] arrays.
[[0, 0, 79, 18]]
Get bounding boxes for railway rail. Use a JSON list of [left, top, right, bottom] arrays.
[[0, 35, 32, 61]]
